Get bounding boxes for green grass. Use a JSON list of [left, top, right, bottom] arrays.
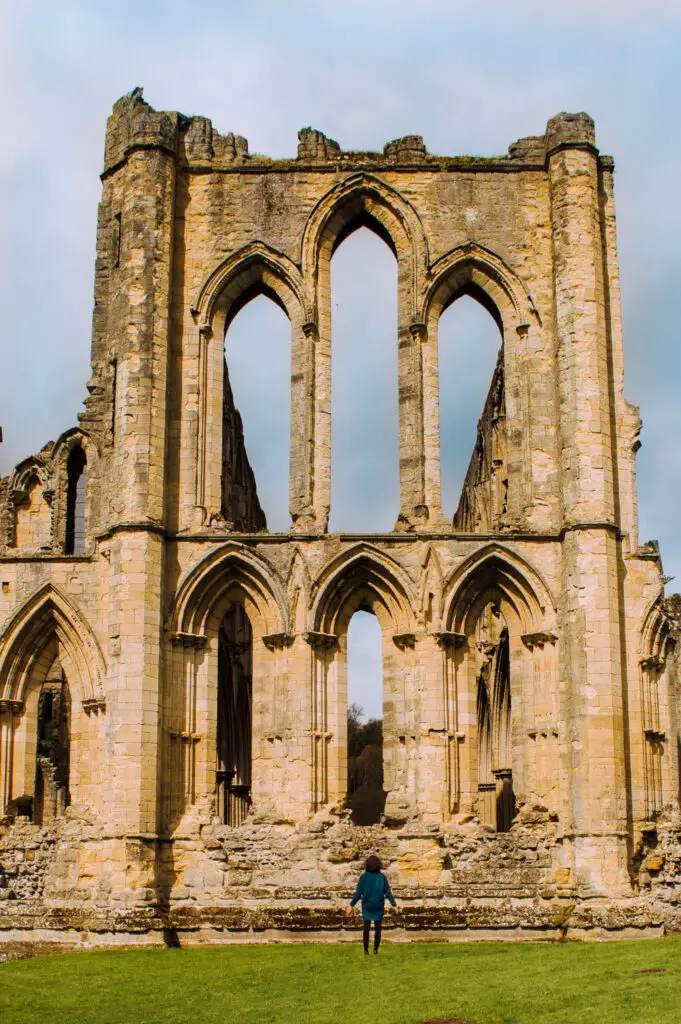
[[2, 937, 681, 1024]]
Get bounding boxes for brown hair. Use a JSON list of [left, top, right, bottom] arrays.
[[364, 855, 382, 873]]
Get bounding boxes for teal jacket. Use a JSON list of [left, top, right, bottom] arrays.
[[350, 870, 396, 921]]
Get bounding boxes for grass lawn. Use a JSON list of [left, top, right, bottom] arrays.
[[1, 936, 681, 1024]]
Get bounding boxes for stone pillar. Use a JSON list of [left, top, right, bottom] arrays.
[[94, 91, 178, 837], [547, 112, 629, 893], [312, 258, 333, 532], [396, 321, 427, 528], [431, 632, 466, 820], [98, 89, 178, 525], [266, 632, 311, 819], [305, 632, 339, 810], [0, 700, 23, 814], [291, 322, 320, 531], [104, 528, 165, 835]]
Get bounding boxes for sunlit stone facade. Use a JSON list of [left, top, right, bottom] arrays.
[[1, 90, 679, 947]]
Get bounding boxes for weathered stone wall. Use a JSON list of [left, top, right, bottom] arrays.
[[0, 89, 677, 945], [453, 348, 505, 531]]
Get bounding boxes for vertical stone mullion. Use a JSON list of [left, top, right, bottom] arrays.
[[313, 257, 332, 531], [396, 317, 426, 526], [290, 320, 317, 530], [0, 705, 15, 814], [420, 323, 443, 521]]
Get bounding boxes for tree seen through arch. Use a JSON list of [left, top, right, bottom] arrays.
[[346, 609, 386, 825]]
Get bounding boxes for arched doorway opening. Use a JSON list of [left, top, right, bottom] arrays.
[[33, 669, 71, 825], [329, 227, 399, 532], [346, 609, 386, 825], [474, 602, 513, 831], [446, 552, 556, 830], [216, 601, 253, 825]]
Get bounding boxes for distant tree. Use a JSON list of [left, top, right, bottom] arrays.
[[347, 704, 386, 824]]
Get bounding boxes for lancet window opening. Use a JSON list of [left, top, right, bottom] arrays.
[[474, 602, 514, 831], [639, 603, 677, 821], [329, 225, 399, 532], [65, 446, 87, 555], [222, 293, 290, 532], [445, 552, 556, 829], [640, 645, 672, 819], [437, 292, 507, 531], [33, 672, 71, 825], [346, 609, 386, 825], [216, 601, 253, 826]]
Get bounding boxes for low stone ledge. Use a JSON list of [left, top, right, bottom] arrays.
[[0, 897, 676, 945]]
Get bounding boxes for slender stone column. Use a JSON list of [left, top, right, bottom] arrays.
[[290, 321, 320, 531], [396, 320, 427, 528], [0, 700, 23, 814], [305, 631, 339, 810]]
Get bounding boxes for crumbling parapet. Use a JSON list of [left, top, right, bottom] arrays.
[[297, 127, 341, 161], [103, 87, 180, 173]]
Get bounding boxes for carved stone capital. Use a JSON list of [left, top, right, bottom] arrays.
[[0, 698, 24, 715], [10, 488, 28, 508], [304, 631, 338, 651], [302, 321, 319, 340], [521, 631, 558, 650], [640, 655, 664, 671], [392, 632, 416, 650], [170, 632, 207, 649], [262, 632, 295, 651], [434, 631, 467, 649], [82, 697, 106, 714], [409, 321, 427, 342]]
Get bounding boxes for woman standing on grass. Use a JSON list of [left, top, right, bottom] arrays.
[[346, 855, 397, 954]]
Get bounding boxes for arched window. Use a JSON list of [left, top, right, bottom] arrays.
[[475, 602, 514, 832], [217, 602, 253, 825], [65, 446, 87, 555], [438, 295, 504, 530], [330, 228, 399, 532], [223, 295, 290, 532], [33, 673, 71, 825], [346, 609, 386, 824]]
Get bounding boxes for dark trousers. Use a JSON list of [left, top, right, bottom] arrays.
[[362, 917, 382, 952]]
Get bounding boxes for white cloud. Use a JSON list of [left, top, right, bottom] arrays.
[[1, 0, 681, 589]]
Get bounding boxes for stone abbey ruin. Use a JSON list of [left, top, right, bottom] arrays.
[[1, 88, 680, 946]]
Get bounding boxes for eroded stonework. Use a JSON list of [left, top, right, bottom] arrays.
[[1, 88, 680, 947]]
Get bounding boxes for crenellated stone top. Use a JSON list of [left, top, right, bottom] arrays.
[[102, 89, 611, 176]]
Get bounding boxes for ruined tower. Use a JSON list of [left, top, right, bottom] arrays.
[[1, 89, 679, 944]]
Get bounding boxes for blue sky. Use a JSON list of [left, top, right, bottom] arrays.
[[2, 0, 680, 718]]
